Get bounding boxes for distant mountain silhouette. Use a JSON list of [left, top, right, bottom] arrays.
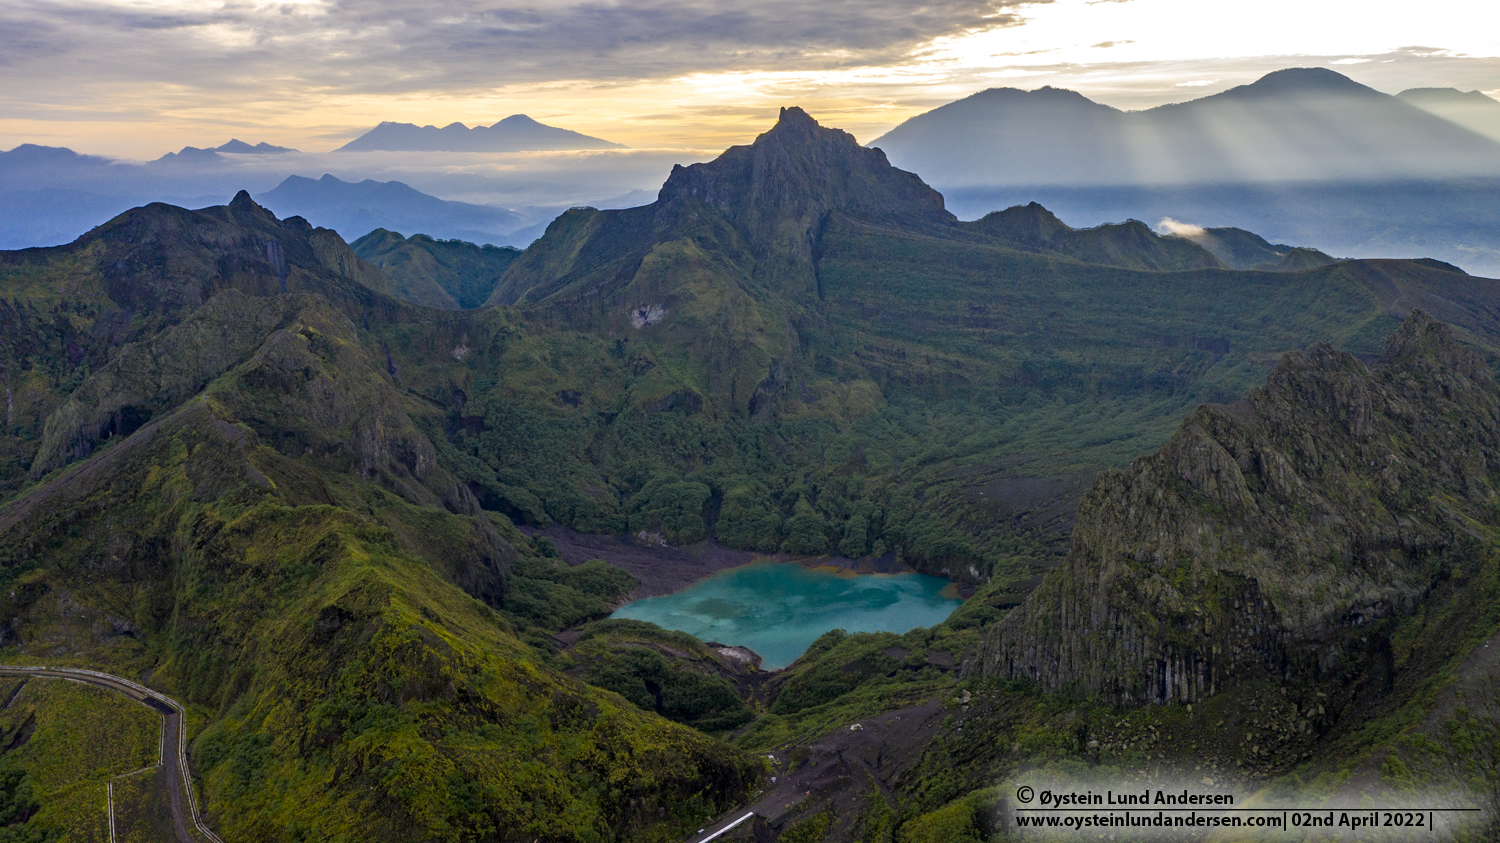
[[0, 142, 627, 251], [873, 86, 1130, 185], [152, 141, 295, 162], [216, 139, 297, 154], [257, 173, 525, 246], [872, 68, 1500, 186], [1398, 88, 1500, 143], [153, 146, 225, 165], [1, 144, 115, 169], [0, 146, 137, 248], [336, 114, 624, 152]]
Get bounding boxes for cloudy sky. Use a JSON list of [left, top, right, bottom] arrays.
[[3, 0, 1499, 158]]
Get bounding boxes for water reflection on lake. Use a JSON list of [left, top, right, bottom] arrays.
[[610, 561, 964, 669]]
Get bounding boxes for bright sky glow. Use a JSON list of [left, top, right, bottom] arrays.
[[1, 0, 1496, 157]]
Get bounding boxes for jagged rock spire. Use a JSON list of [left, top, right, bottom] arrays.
[[656, 105, 953, 238]]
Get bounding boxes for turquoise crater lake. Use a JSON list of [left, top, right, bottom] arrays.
[[610, 561, 964, 669]]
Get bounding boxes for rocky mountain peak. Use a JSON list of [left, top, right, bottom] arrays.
[[1376, 308, 1491, 383], [657, 106, 952, 250], [1233, 66, 1373, 98], [222, 189, 283, 228], [228, 188, 263, 211], [776, 105, 817, 126]]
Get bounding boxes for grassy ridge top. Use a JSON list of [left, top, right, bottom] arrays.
[[351, 229, 520, 310]]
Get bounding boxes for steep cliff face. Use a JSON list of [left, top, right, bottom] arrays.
[[659, 107, 951, 232], [975, 311, 1500, 705]]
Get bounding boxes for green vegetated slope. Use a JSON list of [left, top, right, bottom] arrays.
[[967, 202, 1223, 271], [3, 106, 1500, 842], [8, 110, 1500, 589], [1166, 222, 1338, 270], [0, 676, 159, 842], [728, 316, 1500, 842], [109, 767, 174, 843], [978, 311, 1500, 705], [0, 196, 755, 842], [559, 620, 758, 733], [351, 229, 521, 310]]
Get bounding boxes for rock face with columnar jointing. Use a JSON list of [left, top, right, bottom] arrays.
[[975, 311, 1500, 706]]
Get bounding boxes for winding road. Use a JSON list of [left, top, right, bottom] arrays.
[[0, 666, 224, 843]]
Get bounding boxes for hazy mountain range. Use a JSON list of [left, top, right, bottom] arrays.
[[335, 114, 624, 152], [0, 143, 655, 251], [256, 173, 526, 246], [153, 139, 297, 164], [4, 67, 1500, 275], [866, 68, 1500, 275], [1398, 86, 1500, 142], [871, 67, 1500, 185]]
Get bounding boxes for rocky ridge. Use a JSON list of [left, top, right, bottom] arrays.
[[975, 311, 1500, 706]]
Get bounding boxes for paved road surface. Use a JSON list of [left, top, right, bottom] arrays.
[[0, 666, 224, 843]]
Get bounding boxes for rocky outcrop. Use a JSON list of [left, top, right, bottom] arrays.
[[974, 311, 1500, 704], [657, 106, 953, 282]]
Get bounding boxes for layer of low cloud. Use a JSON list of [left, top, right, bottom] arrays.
[[1156, 217, 1205, 237]]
